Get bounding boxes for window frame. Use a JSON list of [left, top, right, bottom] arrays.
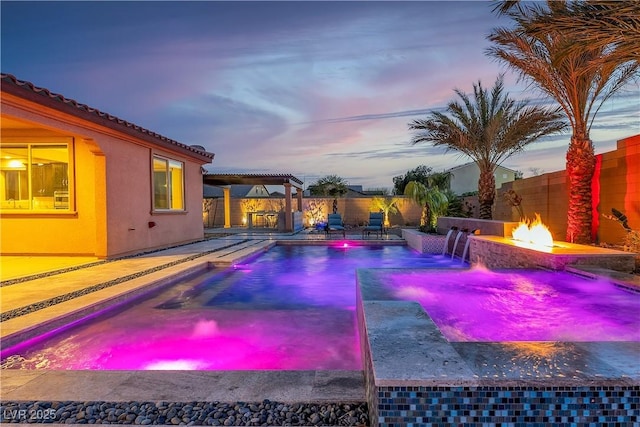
[[151, 153, 186, 213], [0, 138, 74, 213]]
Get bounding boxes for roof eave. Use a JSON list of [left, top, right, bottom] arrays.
[[1, 73, 214, 163]]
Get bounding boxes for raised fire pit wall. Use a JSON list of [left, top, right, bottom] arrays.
[[436, 217, 519, 237], [469, 235, 636, 273]]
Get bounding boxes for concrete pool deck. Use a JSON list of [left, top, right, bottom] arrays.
[[1, 230, 403, 406]]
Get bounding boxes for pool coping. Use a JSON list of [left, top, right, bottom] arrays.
[[0, 369, 366, 403]]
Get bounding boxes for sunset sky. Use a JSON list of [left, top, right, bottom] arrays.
[[2, 1, 638, 190]]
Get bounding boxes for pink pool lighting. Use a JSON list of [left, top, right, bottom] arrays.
[[2, 245, 465, 370], [1, 293, 361, 370], [379, 268, 639, 342]]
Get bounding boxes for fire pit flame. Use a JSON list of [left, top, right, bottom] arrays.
[[512, 214, 553, 248]]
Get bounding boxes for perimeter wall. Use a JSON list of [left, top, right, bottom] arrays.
[[483, 134, 638, 245], [203, 135, 638, 246], [203, 196, 424, 230]]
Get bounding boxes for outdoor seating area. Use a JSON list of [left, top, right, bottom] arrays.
[[246, 210, 279, 229]]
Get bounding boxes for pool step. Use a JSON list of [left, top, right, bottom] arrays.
[[153, 268, 237, 309], [207, 239, 275, 267]]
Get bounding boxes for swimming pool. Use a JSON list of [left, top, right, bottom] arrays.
[[1, 245, 464, 370]]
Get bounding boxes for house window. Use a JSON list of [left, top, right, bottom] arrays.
[[0, 143, 70, 210], [153, 155, 184, 210]]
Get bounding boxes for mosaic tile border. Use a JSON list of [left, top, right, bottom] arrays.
[[376, 385, 639, 427]]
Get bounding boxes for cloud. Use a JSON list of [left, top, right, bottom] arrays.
[[2, 1, 637, 190]]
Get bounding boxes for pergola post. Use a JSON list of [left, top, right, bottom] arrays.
[[284, 183, 293, 232], [296, 188, 303, 212], [223, 186, 231, 228]]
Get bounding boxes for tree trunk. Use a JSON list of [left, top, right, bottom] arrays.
[[478, 167, 495, 220], [565, 136, 595, 244], [420, 204, 429, 228]]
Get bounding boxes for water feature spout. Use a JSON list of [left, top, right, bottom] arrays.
[[451, 229, 465, 259], [442, 227, 458, 255], [460, 229, 479, 264]]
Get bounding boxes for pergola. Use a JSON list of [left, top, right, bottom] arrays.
[[202, 173, 304, 232]]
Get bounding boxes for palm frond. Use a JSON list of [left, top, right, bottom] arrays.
[[487, 11, 639, 137], [524, 1, 640, 64]]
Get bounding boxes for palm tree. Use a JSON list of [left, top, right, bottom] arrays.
[[409, 75, 566, 219], [487, 2, 639, 243], [307, 174, 349, 214], [404, 180, 449, 232]]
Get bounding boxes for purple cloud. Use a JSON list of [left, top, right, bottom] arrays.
[[2, 1, 636, 189]]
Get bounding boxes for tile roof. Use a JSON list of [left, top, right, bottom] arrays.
[[0, 73, 214, 160], [204, 173, 304, 186]]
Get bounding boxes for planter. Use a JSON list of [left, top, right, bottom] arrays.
[[402, 229, 447, 254]]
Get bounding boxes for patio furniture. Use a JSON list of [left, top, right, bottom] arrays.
[[325, 213, 346, 238], [265, 212, 278, 228], [362, 212, 384, 239]]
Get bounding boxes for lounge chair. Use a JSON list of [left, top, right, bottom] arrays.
[[325, 213, 346, 238], [362, 212, 384, 239]]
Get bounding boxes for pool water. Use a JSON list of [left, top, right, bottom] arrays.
[[377, 268, 640, 342], [1, 245, 463, 370]]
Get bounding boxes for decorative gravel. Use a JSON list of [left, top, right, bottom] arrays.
[[0, 236, 240, 288], [0, 401, 369, 426]]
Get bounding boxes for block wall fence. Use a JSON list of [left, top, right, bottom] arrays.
[[203, 135, 638, 246], [203, 196, 424, 230], [492, 135, 638, 245]]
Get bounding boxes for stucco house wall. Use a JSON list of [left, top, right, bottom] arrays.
[[1, 74, 214, 258], [448, 162, 517, 195]]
